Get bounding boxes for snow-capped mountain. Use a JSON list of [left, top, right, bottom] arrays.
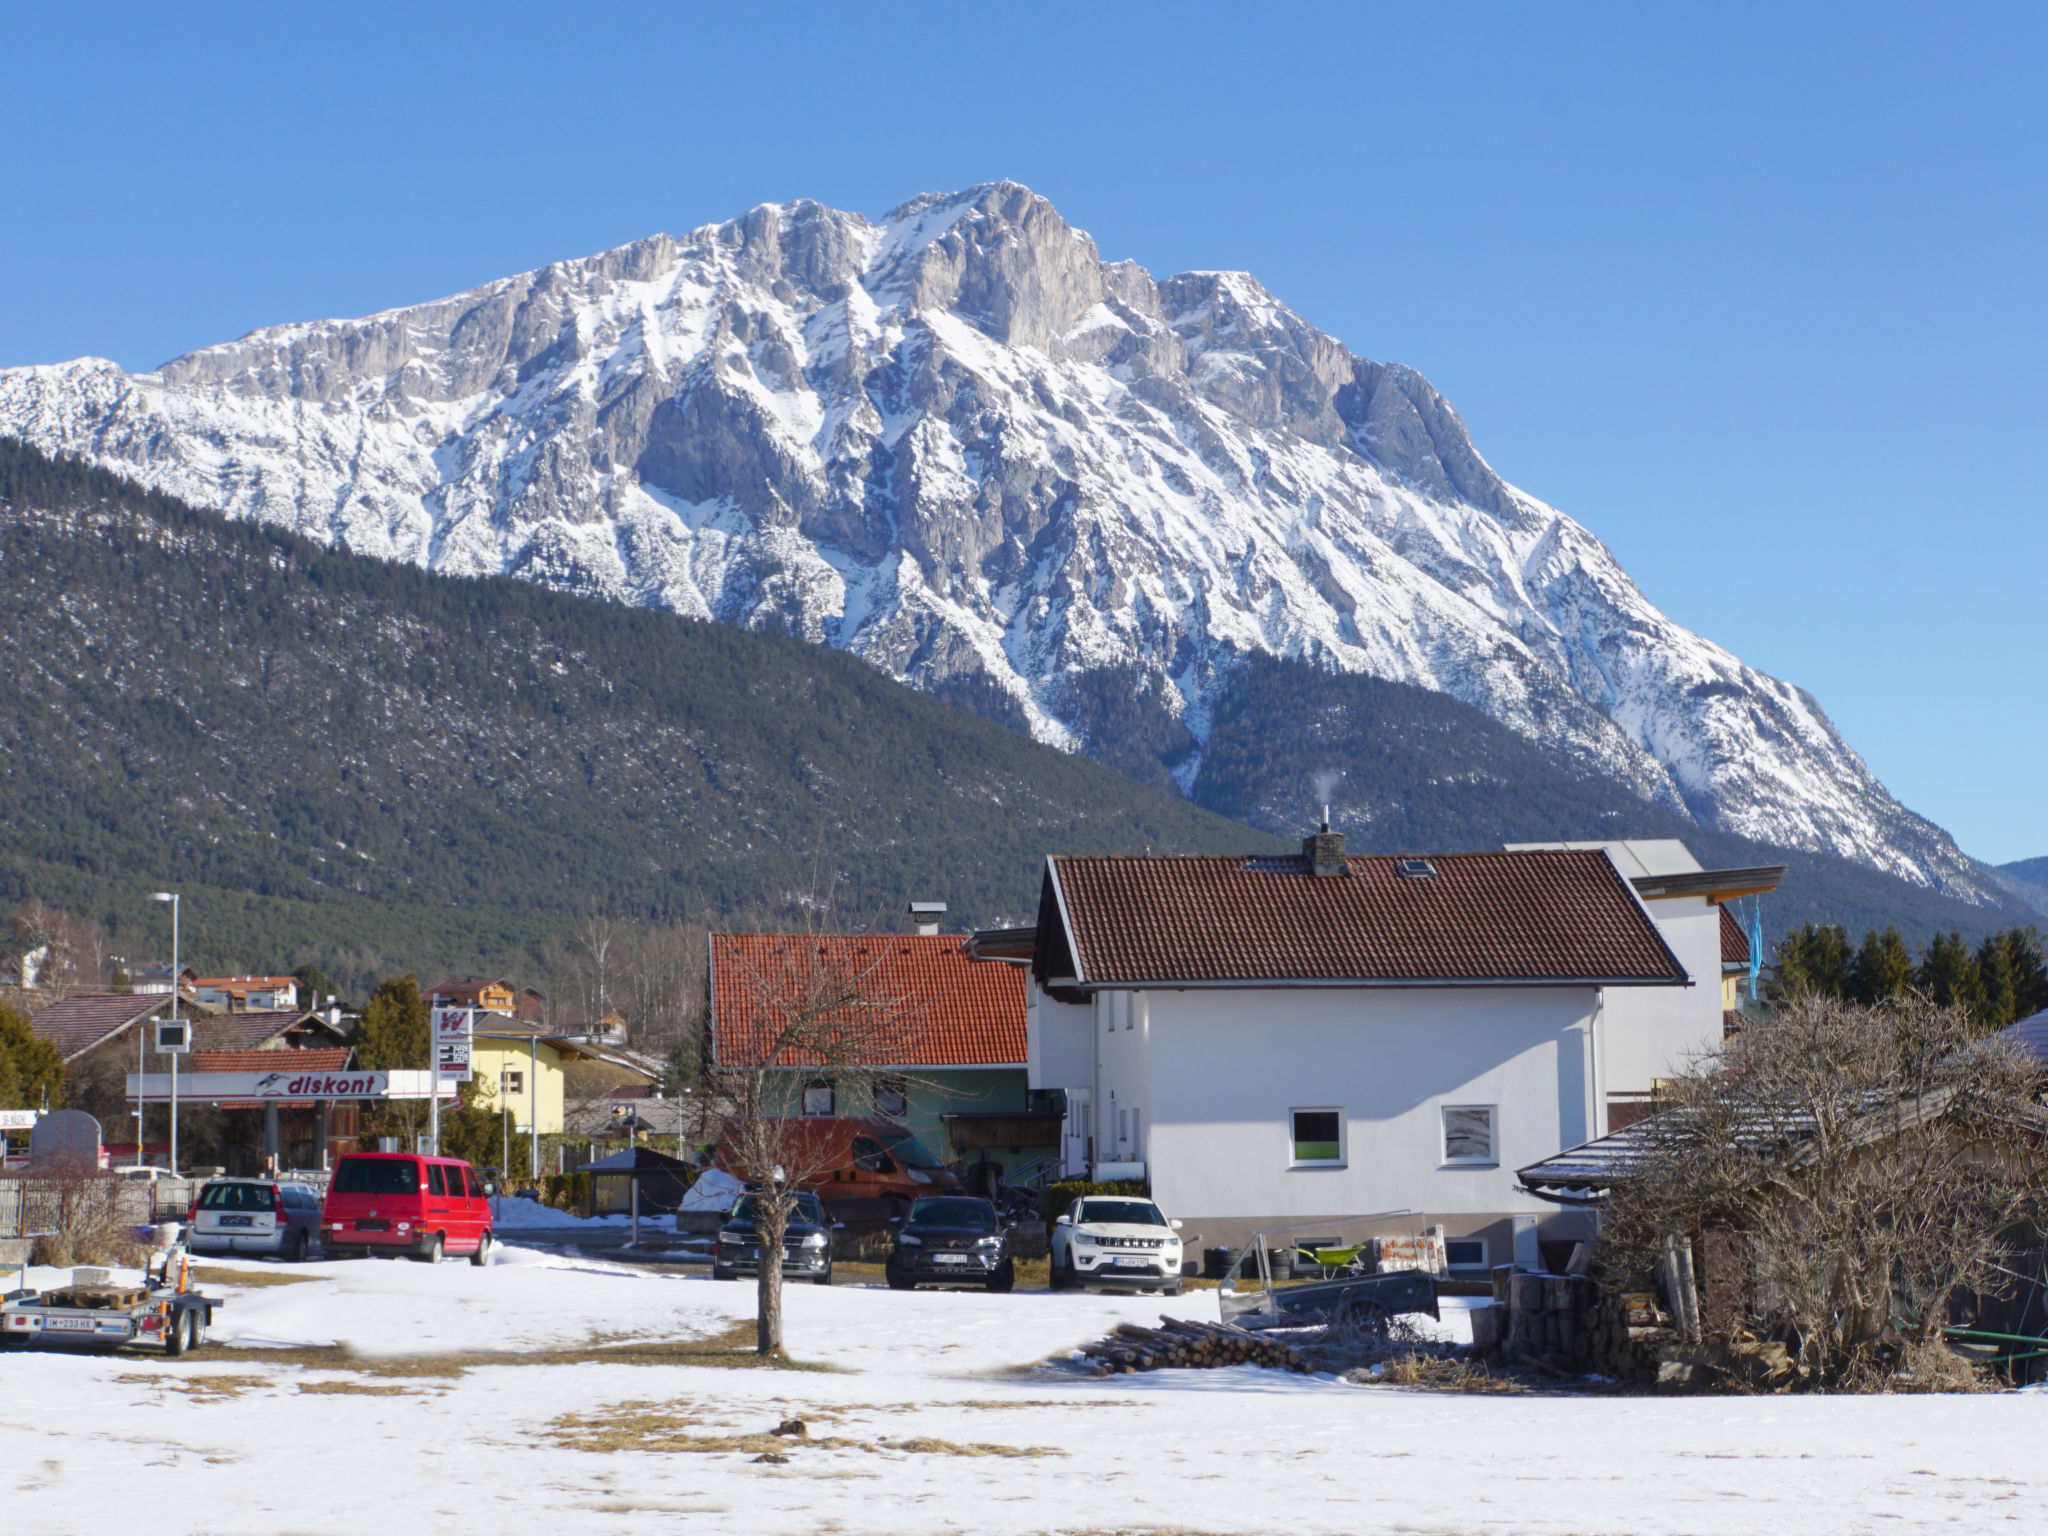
[[0, 182, 1984, 895]]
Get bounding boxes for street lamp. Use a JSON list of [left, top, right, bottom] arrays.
[[150, 893, 180, 1174]]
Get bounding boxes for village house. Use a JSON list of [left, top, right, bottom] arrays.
[[426, 977, 545, 1021], [1019, 827, 1779, 1267], [708, 928, 1050, 1180], [467, 1023, 570, 1137], [188, 974, 300, 1012]]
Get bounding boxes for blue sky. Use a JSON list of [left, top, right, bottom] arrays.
[[4, 3, 2042, 861]]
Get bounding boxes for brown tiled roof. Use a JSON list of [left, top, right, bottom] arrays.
[[710, 933, 1025, 1068], [1720, 904, 1751, 967], [29, 993, 167, 1061], [189, 1047, 354, 1074], [191, 1010, 321, 1052], [1042, 849, 1689, 987]]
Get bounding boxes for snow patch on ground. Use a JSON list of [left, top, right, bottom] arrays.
[[4, 1248, 2041, 1532]]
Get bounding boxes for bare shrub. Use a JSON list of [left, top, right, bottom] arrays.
[[25, 1169, 150, 1268], [1601, 993, 2047, 1390]]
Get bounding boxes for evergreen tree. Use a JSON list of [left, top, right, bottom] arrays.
[[0, 1003, 65, 1110], [1916, 931, 1984, 1021], [2003, 927, 2048, 1020], [354, 974, 429, 1071], [1769, 923, 1851, 1000], [1847, 927, 1914, 1005], [294, 963, 337, 1008], [1975, 932, 2021, 1031]]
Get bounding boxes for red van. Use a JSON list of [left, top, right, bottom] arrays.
[[321, 1152, 495, 1264]]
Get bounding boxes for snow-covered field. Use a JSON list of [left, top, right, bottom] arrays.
[[3, 1246, 2043, 1534]]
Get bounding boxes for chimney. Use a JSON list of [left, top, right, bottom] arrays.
[[1302, 810, 1347, 877], [908, 901, 947, 936]]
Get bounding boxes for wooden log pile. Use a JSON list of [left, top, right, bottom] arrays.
[[1075, 1316, 1310, 1375]]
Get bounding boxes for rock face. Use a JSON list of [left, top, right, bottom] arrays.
[[0, 181, 1986, 895]]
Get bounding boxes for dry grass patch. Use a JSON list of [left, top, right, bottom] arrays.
[[115, 1371, 273, 1401], [882, 1437, 1058, 1458], [189, 1265, 318, 1289], [298, 1380, 441, 1397], [1349, 1352, 1524, 1393], [549, 1400, 1061, 1461], [203, 1318, 827, 1380]]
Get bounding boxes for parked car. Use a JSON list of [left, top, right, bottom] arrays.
[[1048, 1194, 1186, 1295], [716, 1117, 961, 1222], [187, 1177, 324, 1261], [712, 1191, 838, 1285], [884, 1195, 1014, 1292], [320, 1152, 495, 1265]]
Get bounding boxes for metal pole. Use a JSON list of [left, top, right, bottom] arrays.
[[169, 896, 179, 1177], [429, 1007, 440, 1157]]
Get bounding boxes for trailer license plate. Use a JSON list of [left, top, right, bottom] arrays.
[[46, 1316, 95, 1331], [933, 1253, 968, 1265]]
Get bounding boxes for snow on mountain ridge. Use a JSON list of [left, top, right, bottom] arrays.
[[0, 180, 1985, 896]]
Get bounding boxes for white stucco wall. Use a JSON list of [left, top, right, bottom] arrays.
[[1600, 893, 1722, 1104], [1025, 985, 1093, 1093], [1121, 986, 1602, 1225]]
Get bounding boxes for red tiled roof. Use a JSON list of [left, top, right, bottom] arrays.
[[1043, 849, 1689, 987], [710, 933, 1025, 1068], [30, 993, 169, 1060], [1720, 904, 1751, 967], [190, 1047, 354, 1074]]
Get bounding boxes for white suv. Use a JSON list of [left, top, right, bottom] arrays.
[[1048, 1194, 1186, 1295]]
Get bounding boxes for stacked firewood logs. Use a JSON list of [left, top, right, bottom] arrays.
[[1075, 1317, 1309, 1375]]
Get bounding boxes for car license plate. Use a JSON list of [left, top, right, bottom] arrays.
[[933, 1253, 968, 1265], [46, 1316, 95, 1331], [219, 1215, 253, 1228], [1110, 1257, 1145, 1267]]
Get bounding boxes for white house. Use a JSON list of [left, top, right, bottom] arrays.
[[1022, 828, 1780, 1272], [1505, 840, 1779, 1127]]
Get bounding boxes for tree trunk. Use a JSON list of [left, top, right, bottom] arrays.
[[756, 1211, 786, 1355]]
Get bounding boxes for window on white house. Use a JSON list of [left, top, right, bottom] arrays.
[[803, 1080, 836, 1116], [1446, 1238, 1489, 1270], [1441, 1105, 1497, 1165], [1290, 1108, 1344, 1166], [499, 1070, 524, 1096], [874, 1080, 907, 1117]]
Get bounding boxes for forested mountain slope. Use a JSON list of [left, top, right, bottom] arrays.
[[0, 444, 1277, 979]]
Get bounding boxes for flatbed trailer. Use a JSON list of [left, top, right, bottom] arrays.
[[1, 1247, 220, 1355]]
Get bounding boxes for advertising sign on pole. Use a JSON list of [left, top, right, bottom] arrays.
[[432, 1006, 474, 1083]]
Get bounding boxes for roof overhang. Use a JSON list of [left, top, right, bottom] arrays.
[[1631, 865, 1786, 903]]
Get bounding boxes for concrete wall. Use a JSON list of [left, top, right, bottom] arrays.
[[1134, 986, 1600, 1229], [1600, 892, 1723, 1112]]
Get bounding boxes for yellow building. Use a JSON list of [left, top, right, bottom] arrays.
[[470, 1024, 568, 1135]]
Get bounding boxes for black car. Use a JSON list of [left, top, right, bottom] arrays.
[[712, 1191, 838, 1285], [885, 1195, 1014, 1292]]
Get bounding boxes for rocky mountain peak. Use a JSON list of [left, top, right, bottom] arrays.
[[0, 185, 1991, 900]]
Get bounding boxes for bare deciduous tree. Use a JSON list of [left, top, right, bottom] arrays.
[[708, 933, 929, 1356], [1602, 994, 2048, 1388]]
